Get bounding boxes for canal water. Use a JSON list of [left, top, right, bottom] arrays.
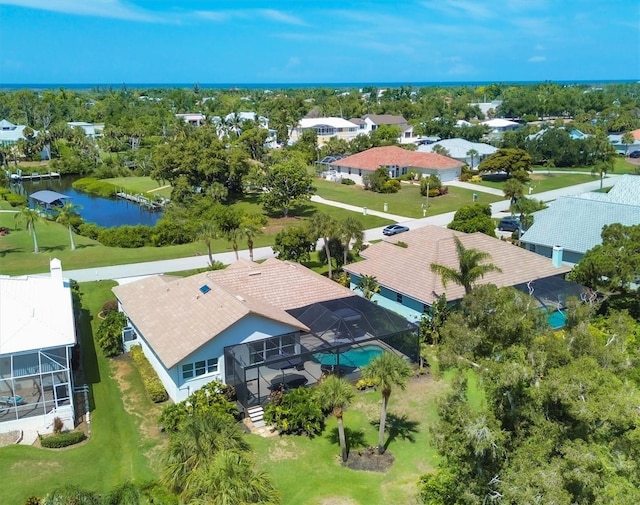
[[11, 176, 163, 228]]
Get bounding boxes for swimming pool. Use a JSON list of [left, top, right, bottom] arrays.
[[313, 344, 385, 369]]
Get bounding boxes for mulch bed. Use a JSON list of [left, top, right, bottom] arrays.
[[343, 447, 395, 472]]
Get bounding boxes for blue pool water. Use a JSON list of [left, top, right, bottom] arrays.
[[313, 344, 385, 368], [547, 310, 567, 329]]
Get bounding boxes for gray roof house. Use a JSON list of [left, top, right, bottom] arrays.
[[521, 175, 640, 264]]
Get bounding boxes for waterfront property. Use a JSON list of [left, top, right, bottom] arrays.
[[113, 258, 417, 408], [343, 225, 575, 323], [0, 259, 77, 435]]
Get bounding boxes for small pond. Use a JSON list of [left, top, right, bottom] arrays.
[[11, 176, 164, 228]]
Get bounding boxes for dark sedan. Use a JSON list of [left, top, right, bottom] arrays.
[[382, 224, 410, 236]]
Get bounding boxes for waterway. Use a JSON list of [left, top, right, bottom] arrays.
[[11, 176, 163, 228]]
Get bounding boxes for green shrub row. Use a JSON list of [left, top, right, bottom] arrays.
[[72, 177, 118, 198], [1, 189, 28, 207], [39, 430, 86, 448], [77, 219, 194, 248], [130, 345, 168, 403]]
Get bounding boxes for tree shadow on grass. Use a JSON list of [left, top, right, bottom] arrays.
[[74, 243, 98, 250], [326, 426, 368, 456], [73, 293, 100, 412], [0, 247, 22, 257], [40, 245, 65, 252], [370, 413, 420, 450]]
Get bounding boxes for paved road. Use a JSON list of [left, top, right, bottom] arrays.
[[62, 175, 620, 282]]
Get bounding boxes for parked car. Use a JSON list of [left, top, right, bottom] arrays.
[[629, 150, 640, 159], [497, 216, 522, 232], [382, 224, 410, 236]]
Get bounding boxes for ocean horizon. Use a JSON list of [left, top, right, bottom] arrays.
[[0, 79, 638, 92]]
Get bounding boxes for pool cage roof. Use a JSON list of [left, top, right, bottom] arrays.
[[287, 295, 417, 345], [513, 276, 588, 312]]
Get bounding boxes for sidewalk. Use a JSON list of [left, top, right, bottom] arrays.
[[310, 195, 412, 223]]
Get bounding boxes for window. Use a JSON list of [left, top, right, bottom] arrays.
[[396, 293, 403, 303], [207, 359, 218, 373], [182, 363, 194, 379], [195, 360, 206, 376], [423, 304, 430, 313], [183, 358, 219, 380], [249, 333, 298, 364]]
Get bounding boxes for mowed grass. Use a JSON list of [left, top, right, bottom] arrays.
[[0, 281, 163, 504], [104, 176, 173, 199], [0, 197, 390, 276], [313, 179, 501, 219], [249, 377, 445, 505], [469, 172, 596, 194]]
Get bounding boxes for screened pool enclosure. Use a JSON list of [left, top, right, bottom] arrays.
[[224, 295, 418, 407]]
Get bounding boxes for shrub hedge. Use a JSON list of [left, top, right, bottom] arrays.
[[72, 177, 117, 198], [130, 345, 168, 403], [40, 430, 86, 448], [5, 193, 28, 207]]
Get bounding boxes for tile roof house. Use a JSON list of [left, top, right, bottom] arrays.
[[343, 226, 571, 323], [0, 259, 78, 435], [521, 175, 640, 264], [328, 145, 464, 184], [113, 259, 416, 406]]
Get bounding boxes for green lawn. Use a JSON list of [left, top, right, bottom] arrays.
[[470, 172, 596, 194], [0, 281, 163, 504], [313, 179, 501, 219], [104, 176, 173, 199]]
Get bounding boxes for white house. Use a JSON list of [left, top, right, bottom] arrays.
[[417, 138, 497, 168], [67, 122, 104, 138], [0, 119, 38, 146], [290, 117, 360, 146], [175, 113, 206, 126], [0, 259, 77, 435], [481, 118, 520, 140]]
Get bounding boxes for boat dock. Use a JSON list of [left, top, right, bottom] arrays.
[[6, 169, 61, 181], [115, 192, 167, 211]]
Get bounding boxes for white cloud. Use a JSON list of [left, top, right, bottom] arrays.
[[420, 0, 494, 19], [528, 55, 547, 63], [0, 0, 160, 22], [256, 9, 306, 26]]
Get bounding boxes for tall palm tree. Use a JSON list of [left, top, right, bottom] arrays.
[[466, 148, 479, 169], [224, 226, 242, 260], [184, 450, 280, 505], [339, 216, 364, 267], [15, 206, 46, 253], [55, 201, 81, 251], [316, 375, 355, 463], [42, 484, 101, 505], [355, 274, 380, 300], [432, 144, 450, 157], [196, 221, 218, 265], [361, 352, 413, 454], [241, 213, 266, 261], [430, 237, 502, 295], [308, 212, 338, 279], [161, 412, 247, 495]]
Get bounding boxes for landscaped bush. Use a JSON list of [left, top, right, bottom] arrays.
[[355, 377, 378, 390], [39, 430, 86, 448], [72, 177, 118, 198], [264, 386, 324, 436], [151, 218, 195, 246], [98, 225, 153, 248], [380, 180, 401, 193], [96, 311, 126, 357], [159, 380, 237, 431], [5, 193, 28, 207], [101, 299, 119, 315], [130, 345, 168, 404], [340, 178, 356, 185], [77, 222, 103, 240], [0, 187, 10, 199]]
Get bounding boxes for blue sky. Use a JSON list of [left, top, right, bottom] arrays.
[[0, 0, 638, 84]]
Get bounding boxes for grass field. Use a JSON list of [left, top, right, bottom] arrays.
[[313, 178, 502, 218], [103, 176, 173, 199], [0, 281, 164, 504], [471, 172, 597, 194]]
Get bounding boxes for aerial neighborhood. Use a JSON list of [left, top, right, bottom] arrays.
[[1, 81, 639, 504]]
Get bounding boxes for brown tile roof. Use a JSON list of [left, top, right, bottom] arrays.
[[363, 114, 408, 125], [113, 259, 357, 368], [207, 258, 356, 310], [113, 268, 309, 369], [344, 226, 571, 305], [333, 146, 463, 172]]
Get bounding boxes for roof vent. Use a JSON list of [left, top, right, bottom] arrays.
[[248, 271, 261, 276], [235, 295, 246, 302], [199, 284, 212, 294]]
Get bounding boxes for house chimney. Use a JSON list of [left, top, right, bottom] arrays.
[[551, 246, 563, 268], [50, 258, 63, 286]]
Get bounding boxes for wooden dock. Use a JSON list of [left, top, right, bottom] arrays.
[[115, 192, 167, 211], [7, 170, 61, 181]]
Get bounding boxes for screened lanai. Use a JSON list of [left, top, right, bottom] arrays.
[[224, 295, 418, 407]]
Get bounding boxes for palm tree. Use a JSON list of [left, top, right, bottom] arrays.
[[241, 213, 266, 261], [591, 159, 614, 190], [338, 216, 364, 267], [55, 201, 81, 251], [430, 237, 502, 295], [161, 411, 247, 495], [432, 144, 450, 157], [316, 375, 355, 462], [622, 131, 635, 155], [196, 221, 218, 265], [361, 352, 413, 454], [15, 206, 46, 253], [503, 178, 524, 203], [224, 226, 242, 260], [466, 148, 479, 169], [42, 484, 101, 504], [308, 212, 338, 279], [184, 450, 280, 505], [355, 274, 380, 300]]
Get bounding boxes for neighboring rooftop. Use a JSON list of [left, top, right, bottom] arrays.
[[417, 138, 497, 157], [30, 190, 71, 205], [331, 145, 463, 171], [298, 117, 359, 129], [344, 226, 570, 305], [0, 259, 76, 355]]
